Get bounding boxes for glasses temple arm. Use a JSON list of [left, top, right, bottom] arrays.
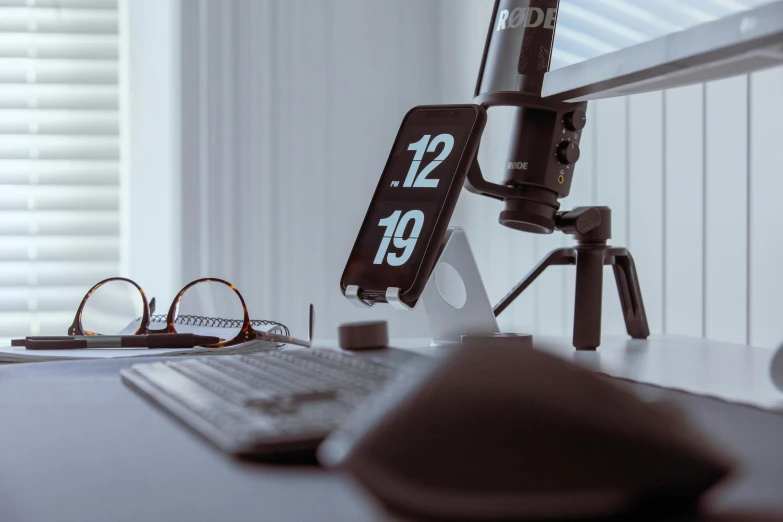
[[288, 304, 314, 347], [272, 304, 314, 348], [308, 303, 314, 344]]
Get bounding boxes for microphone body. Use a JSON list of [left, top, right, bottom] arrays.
[[469, 0, 587, 234]]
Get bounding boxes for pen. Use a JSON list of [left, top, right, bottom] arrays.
[[13, 334, 222, 350]]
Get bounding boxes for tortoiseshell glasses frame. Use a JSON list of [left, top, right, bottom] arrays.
[[67, 277, 313, 348]]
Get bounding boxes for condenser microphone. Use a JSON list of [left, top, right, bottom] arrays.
[[462, 0, 783, 349], [466, 0, 586, 234]]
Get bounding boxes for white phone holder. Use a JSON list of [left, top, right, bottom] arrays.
[[345, 226, 500, 348]]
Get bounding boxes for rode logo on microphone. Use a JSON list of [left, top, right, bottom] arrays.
[[496, 7, 557, 31]]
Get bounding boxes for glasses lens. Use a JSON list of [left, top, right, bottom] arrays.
[[81, 280, 146, 335], [173, 280, 245, 342]]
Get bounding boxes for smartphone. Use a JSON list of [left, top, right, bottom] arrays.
[[340, 104, 487, 308]]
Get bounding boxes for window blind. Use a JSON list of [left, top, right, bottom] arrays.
[[0, 0, 120, 342]]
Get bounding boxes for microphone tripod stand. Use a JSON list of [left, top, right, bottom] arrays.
[[492, 206, 649, 350]]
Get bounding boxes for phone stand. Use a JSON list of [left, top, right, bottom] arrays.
[[419, 227, 500, 347], [345, 226, 502, 348]]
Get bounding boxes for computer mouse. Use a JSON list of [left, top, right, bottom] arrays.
[[319, 343, 732, 521]]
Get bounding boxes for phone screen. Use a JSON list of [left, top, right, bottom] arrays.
[[342, 106, 482, 298]]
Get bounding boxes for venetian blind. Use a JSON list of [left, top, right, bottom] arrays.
[[0, 0, 120, 342]]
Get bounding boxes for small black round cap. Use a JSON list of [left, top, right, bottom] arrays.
[[338, 320, 388, 351]]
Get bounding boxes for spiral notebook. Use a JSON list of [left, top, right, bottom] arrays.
[[0, 315, 289, 364]]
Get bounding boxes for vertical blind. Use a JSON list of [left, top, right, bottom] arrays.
[[0, 0, 120, 343]]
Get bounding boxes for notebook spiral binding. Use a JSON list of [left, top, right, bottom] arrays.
[[149, 315, 289, 336]]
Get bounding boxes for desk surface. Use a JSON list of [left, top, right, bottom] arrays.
[[536, 335, 783, 411], [1, 336, 782, 522]]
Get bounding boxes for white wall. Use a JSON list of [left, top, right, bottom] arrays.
[[177, 0, 783, 348], [121, 0, 181, 306], [179, 0, 443, 338]]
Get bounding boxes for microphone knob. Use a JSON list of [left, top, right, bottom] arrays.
[[556, 141, 580, 165], [564, 109, 587, 131]]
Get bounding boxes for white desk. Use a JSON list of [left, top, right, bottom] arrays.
[[384, 335, 783, 412], [538, 335, 783, 411]]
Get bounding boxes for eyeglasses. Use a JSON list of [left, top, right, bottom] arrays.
[[67, 277, 313, 348]]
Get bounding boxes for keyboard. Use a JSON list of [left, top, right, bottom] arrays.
[[120, 348, 415, 458]]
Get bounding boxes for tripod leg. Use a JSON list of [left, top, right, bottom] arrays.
[[611, 250, 650, 339], [494, 248, 575, 317], [573, 247, 604, 350]]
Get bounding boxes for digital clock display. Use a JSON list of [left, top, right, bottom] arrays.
[[342, 106, 483, 300]]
